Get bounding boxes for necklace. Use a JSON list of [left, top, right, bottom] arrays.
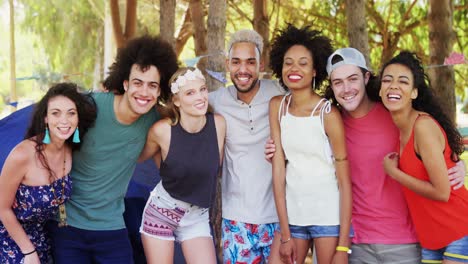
[[50, 147, 68, 227]]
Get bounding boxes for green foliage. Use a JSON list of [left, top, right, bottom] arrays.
[[20, 0, 103, 89], [2, 0, 465, 111]]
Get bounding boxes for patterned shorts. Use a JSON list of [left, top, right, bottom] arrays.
[[139, 183, 211, 242], [222, 218, 279, 264]]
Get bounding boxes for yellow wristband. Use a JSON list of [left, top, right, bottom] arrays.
[[336, 246, 352, 254]]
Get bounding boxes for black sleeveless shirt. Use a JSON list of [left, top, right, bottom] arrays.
[[160, 113, 220, 208]]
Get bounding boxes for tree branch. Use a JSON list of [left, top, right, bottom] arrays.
[[110, 0, 124, 48], [228, 0, 253, 24], [124, 0, 137, 40]]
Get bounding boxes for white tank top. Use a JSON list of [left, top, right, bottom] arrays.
[[279, 95, 340, 226]]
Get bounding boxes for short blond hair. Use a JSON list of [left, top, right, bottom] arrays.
[[227, 30, 263, 56]]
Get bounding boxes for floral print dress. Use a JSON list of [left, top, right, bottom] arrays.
[[0, 174, 72, 264]]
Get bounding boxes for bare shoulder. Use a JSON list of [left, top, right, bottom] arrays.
[[213, 113, 226, 127], [150, 118, 172, 135], [3, 140, 34, 169], [324, 104, 343, 120], [414, 114, 442, 138], [269, 95, 284, 108], [414, 114, 438, 128]]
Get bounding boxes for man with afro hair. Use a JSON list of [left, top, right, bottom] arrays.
[[48, 35, 178, 264]]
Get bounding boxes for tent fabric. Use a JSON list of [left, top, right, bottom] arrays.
[[0, 105, 160, 199]]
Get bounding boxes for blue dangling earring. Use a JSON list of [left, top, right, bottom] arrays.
[[72, 128, 80, 143], [43, 127, 51, 144]]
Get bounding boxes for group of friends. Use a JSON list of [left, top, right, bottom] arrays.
[[0, 24, 467, 264]]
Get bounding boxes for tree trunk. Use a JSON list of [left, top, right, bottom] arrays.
[[125, 0, 137, 39], [109, 0, 138, 48], [159, 0, 176, 48], [345, 0, 371, 68], [206, 0, 226, 92], [207, 0, 226, 260], [189, 0, 208, 71], [253, 0, 270, 74], [428, 0, 456, 122], [103, 1, 116, 82], [175, 6, 193, 56], [9, 0, 17, 112]]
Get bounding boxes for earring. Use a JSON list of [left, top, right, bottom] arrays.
[[43, 128, 51, 144], [313, 77, 316, 90], [72, 128, 80, 143]]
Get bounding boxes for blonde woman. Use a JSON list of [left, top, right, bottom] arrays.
[[139, 67, 226, 264]]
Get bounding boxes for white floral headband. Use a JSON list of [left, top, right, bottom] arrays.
[[170, 68, 206, 94]]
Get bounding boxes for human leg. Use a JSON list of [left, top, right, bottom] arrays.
[[289, 225, 314, 264], [91, 229, 134, 264], [48, 221, 93, 264], [139, 185, 185, 264], [314, 237, 339, 264], [142, 234, 175, 264], [181, 237, 216, 264]]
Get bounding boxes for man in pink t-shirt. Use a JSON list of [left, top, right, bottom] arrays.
[[324, 48, 465, 263]]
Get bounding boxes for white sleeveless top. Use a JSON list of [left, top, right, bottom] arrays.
[[279, 95, 340, 226]]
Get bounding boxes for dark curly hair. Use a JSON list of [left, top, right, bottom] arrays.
[[380, 51, 463, 161], [25, 82, 97, 179], [103, 35, 179, 102], [269, 24, 333, 91]]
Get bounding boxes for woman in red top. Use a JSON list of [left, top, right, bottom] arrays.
[[380, 51, 468, 263]]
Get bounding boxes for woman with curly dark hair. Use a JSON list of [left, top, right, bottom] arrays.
[[268, 24, 352, 264], [381, 51, 468, 263], [0, 83, 96, 264]]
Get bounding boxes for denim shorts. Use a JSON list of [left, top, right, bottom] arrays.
[[139, 183, 211, 242], [422, 236, 468, 263], [288, 224, 354, 240]]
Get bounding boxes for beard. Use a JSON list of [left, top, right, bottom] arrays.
[[233, 78, 259, 94]]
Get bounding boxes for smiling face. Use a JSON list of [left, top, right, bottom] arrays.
[[123, 64, 161, 116], [379, 63, 418, 112], [227, 42, 262, 94], [45, 95, 79, 143], [282, 45, 316, 90], [330, 64, 370, 115], [174, 78, 209, 118]]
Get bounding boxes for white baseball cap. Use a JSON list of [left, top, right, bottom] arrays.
[[326, 47, 368, 76]]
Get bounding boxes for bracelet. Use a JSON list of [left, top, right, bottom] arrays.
[[280, 237, 291, 244], [23, 248, 36, 256], [336, 246, 352, 254]]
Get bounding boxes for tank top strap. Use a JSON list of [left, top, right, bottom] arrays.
[[311, 98, 331, 136], [278, 93, 292, 122]]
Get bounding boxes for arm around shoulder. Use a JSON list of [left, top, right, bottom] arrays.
[[214, 113, 226, 164], [138, 118, 171, 162]]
